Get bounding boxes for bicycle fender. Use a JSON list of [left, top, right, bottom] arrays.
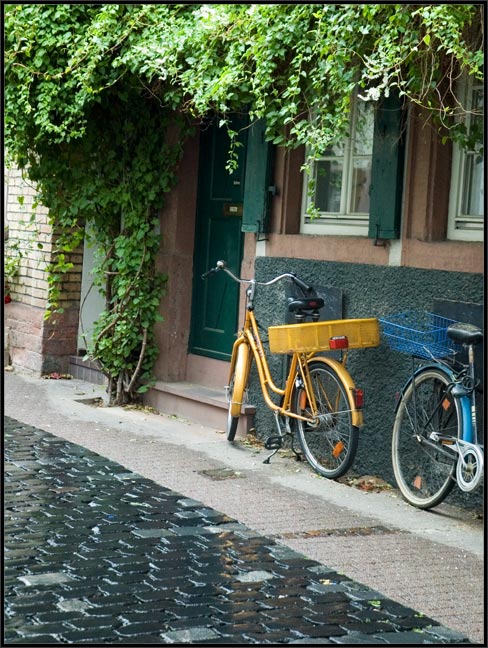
[[228, 334, 247, 382], [412, 362, 457, 380], [395, 363, 458, 413], [229, 341, 251, 418], [310, 356, 363, 427]]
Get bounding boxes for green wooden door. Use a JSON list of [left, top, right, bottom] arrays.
[[190, 116, 248, 360]]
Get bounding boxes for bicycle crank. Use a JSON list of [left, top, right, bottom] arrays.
[[456, 443, 484, 492]]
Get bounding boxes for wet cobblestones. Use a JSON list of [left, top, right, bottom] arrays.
[[4, 416, 473, 644]]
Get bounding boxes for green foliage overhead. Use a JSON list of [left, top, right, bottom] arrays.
[[3, 3, 484, 403], [5, 3, 483, 158]]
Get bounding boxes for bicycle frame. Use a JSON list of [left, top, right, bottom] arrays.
[[203, 259, 373, 476], [460, 343, 478, 445], [230, 308, 314, 424], [229, 288, 364, 428]]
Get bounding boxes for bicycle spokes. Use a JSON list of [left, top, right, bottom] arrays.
[[298, 388, 348, 460], [392, 368, 459, 509], [294, 361, 358, 479]]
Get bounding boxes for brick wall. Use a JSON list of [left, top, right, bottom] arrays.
[[4, 167, 82, 374], [4, 167, 52, 307]]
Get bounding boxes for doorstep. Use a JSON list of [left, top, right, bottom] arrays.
[[145, 380, 255, 438]]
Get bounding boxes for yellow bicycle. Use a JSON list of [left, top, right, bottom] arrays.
[[202, 260, 380, 479]]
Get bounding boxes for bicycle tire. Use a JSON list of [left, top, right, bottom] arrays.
[[293, 360, 359, 479], [226, 342, 251, 442], [392, 366, 459, 509]]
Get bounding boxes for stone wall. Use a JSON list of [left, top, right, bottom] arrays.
[[251, 256, 484, 511]]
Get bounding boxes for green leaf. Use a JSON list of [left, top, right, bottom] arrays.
[[136, 384, 151, 393]]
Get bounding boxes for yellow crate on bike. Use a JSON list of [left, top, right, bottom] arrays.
[[268, 318, 380, 354]]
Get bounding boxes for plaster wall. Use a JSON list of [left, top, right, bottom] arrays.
[[251, 255, 484, 510]]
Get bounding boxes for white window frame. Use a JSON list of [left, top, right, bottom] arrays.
[[301, 99, 373, 236], [447, 78, 484, 242]]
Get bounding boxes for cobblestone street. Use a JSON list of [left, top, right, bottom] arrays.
[[4, 415, 477, 645]]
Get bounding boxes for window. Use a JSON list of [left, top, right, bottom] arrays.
[[302, 100, 374, 236], [448, 79, 484, 241], [301, 93, 405, 240]]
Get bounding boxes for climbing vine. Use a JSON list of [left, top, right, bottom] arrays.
[[4, 3, 483, 404]]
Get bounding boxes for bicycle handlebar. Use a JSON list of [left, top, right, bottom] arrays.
[[200, 260, 228, 280], [202, 260, 314, 293]]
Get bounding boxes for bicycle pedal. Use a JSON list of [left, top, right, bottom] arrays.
[[264, 436, 283, 450]]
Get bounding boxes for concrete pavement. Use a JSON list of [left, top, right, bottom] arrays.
[[3, 370, 485, 644]]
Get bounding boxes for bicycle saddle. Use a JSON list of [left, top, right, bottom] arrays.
[[447, 323, 483, 346], [288, 297, 324, 313]]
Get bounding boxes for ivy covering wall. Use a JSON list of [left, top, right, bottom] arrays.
[[4, 4, 483, 403]]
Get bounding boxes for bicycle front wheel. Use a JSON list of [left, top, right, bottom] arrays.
[[293, 360, 358, 479], [226, 341, 251, 442], [392, 366, 459, 509]]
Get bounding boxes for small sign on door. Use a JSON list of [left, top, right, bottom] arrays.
[[223, 203, 243, 216]]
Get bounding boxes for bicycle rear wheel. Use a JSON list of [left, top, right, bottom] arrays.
[[293, 360, 358, 479], [226, 342, 251, 442], [392, 366, 459, 509]]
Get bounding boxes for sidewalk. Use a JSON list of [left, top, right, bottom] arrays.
[[4, 371, 485, 644]]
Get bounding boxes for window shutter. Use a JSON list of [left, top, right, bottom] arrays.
[[368, 94, 405, 240], [242, 119, 275, 233]]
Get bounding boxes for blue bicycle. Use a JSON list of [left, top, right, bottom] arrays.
[[380, 312, 483, 509]]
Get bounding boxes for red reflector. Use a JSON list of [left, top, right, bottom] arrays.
[[329, 335, 349, 349], [353, 388, 364, 408]]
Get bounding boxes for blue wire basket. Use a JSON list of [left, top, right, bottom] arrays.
[[379, 311, 462, 359]]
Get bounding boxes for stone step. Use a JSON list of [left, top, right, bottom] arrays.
[[145, 381, 255, 439], [69, 355, 107, 385]]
